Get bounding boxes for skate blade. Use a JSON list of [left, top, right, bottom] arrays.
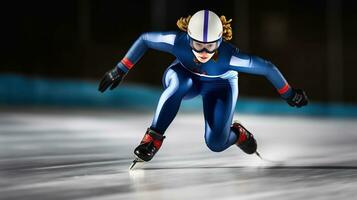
[[255, 151, 262, 159], [255, 151, 282, 165], [129, 157, 145, 170]]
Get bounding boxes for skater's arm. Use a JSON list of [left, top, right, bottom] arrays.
[[116, 32, 177, 73], [229, 49, 308, 107], [228, 49, 293, 99], [98, 32, 177, 93]]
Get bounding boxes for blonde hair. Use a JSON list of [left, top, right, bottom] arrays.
[[176, 14, 233, 41]]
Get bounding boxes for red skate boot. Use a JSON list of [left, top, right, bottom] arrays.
[[130, 128, 165, 170], [231, 121, 257, 154]]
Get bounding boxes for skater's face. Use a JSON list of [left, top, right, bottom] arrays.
[[192, 50, 215, 63], [189, 39, 219, 63]]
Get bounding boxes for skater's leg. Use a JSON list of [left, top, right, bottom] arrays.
[[150, 64, 196, 134], [132, 64, 196, 163], [202, 78, 239, 152]]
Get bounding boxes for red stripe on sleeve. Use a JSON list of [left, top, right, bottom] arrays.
[[121, 57, 134, 69], [278, 83, 290, 94]]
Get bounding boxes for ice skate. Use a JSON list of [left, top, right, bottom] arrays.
[[129, 128, 165, 170], [231, 120, 257, 155]]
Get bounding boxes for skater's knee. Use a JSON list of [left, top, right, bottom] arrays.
[[206, 143, 226, 152], [205, 135, 227, 152]]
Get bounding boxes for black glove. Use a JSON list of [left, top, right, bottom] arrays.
[[98, 67, 125, 93], [285, 89, 308, 108]]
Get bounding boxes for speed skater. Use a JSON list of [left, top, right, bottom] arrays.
[[98, 10, 308, 168]]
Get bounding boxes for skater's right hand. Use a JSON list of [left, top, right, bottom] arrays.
[[98, 67, 125, 93]]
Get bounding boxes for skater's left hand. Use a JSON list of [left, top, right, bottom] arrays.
[[285, 89, 308, 108]]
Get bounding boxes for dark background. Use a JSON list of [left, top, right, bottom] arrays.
[[1, 0, 356, 103]]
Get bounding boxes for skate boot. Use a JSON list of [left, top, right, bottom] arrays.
[[130, 128, 165, 170], [134, 128, 165, 161], [231, 121, 257, 154]]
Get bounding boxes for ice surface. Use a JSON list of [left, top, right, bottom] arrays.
[[1, 110, 357, 200]]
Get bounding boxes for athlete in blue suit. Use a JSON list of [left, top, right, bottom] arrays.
[[99, 10, 308, 164]]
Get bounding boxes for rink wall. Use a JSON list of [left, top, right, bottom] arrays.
[[1, 74, 357, 117]]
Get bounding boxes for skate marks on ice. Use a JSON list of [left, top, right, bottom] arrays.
[[141, 163, 357, 171], [1, 111, 357, 199]]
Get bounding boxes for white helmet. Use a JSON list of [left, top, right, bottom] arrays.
[[188, 10, 223, 43]]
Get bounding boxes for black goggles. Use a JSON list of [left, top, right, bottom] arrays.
[[189, 38, 222, 53]]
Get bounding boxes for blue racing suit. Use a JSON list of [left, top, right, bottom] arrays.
[[116, 31, 293, 152]]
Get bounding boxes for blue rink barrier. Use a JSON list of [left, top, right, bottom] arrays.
[[1, 74, 357, 117]]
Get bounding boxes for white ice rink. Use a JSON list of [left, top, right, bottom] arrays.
[[1, 109, 357, 200]]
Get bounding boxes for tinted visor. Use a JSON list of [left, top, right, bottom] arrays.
[[189, 39, 221, 53]]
